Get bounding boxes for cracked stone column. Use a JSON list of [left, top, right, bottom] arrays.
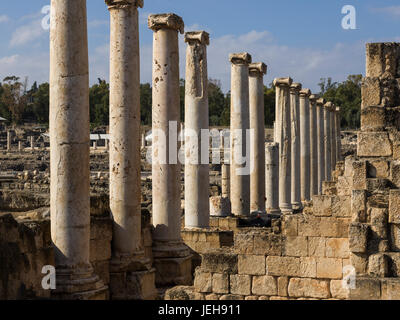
[[148, 13, 191, 286], [300, 88, 311, 202], [309, 94, 318, 198], [107, 0, 156, 300], [184, 31, 210, 228], [50, 0, 106, 299], [330, 103, 337, 173], [265, 142, 280, 213], [274, 77, 293, 214], [249, 62, 267, 213], [324, 102, 333, 181], [316, 98, 326, 194], [230, 53, 252, 216], [336, 107, 342, 162], [289, 82, 302, 210]]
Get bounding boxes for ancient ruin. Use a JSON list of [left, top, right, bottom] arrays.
[[1, 0, 400, 301]]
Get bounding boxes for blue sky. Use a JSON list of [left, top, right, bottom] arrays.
[[0, 0, 399, 92]]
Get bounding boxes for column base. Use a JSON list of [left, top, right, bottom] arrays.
[[52, 264, 108, 300], [109, 253, 158, 300], [152, 240, 192, 287], [291, 202, 303, 211], [266, 208, 281, 214], [279, 204, 293, 214]]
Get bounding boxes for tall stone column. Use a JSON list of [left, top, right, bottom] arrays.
[[221, 164, 230, 198], [265, 142, 280, 213], [184, 31, 210, 228], [107, 0, 156, 300], [230, 53, 252, 216], [309, 94, 318, 198], [330, 104, 337, 173], [336, 107, 342, 162], [299, 88, 311, 202], [274, 77, 293, 214], [50, 0, 106, 299], [249, 62, 267, 213], [7, 131, 11, 151], [316, 98, 326, 194], [148, 14, 191, 286], [30, 136, 34, 150], [18, 141, 22, 152], [324, 102, 333, 181], [289, 82, 302, 210]]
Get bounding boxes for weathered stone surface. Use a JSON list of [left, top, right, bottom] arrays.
[[332, 195, 351, 218], [298, 215, 321, 237], [313, 195, 333, 217], [368, 160, 390, 178], [316, 257, 342, 279], [201, 251, 238, 274], [381, 279, 400, 300], [219, 294, 244, 300], [299, 257, 317, 278], [252, 275, 277, 296], [277, 276, 288, 297], [230, 274, 251, 296], [238, 254, 266, 275], [282, 215, 298, 236], [284, 236, 308, 257], [389, 189, 400, 223], [212, 273, 229, 294], [308, 237, 326, 257], [325, 238, 349, 259], [266, 256, 300, 277], [194, 269, 212, 293], [368, 253, 389, 278], [390, 224, 400, 252], [330, 280, 349, 299], [350, 253, 368, 275], [357, 132, 392, 157], [351, 190, 367, 222], [361, 79, 381, 109], [349, 223, 369, 253], [349, 278, 381, 300]]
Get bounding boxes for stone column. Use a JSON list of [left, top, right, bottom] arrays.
[[93, 141, 97, 150], [289, 82, 302, 210], [141, 133, 146, 149], [30, 136, 34, 150], [336, 107, 342, 162], [274, 77, 293, 214], [220, 130, 225, 149], [18, 141, 22, 152], [299, 88, 311, 202], [50, 0, 106, 299], [148, 13, 191, 286], [107, 0, 156, 300], [330, 104, 337, 173], [324, 102, 333, 181], [316, 98, 326, 194], [184, 31, 210, 229], [7, 131, 11, 151], [249, 62, 267, 213], [221, 163, 230, 198], [230, 53, 252, 216], [309, 94, 318, 198], [265, 142, 280, 213], [105, 138, 109, 150]]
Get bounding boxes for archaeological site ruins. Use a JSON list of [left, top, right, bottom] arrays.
[[1, 0, 400, 301]]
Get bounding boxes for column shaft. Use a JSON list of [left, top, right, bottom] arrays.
[[336, 107, 342, 162], [331, 107, 337, 173], [316, 98, 325, 194], [300, 89, 311, 202], [290, 83, 301, 210], [184, 31, 210, 228], [309, 95, 318, 198], [265, 142, 280, 213], [324, 102, 332, 181], [249, 63, 267, 213]]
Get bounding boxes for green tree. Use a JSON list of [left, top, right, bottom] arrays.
[[140, 83, 152, 126], [1, 76, 27, 123], [264, 83, 276, 127], [30, 82, 49, 123], [89, 78, 109, 126], [208, 79, 226, 126]]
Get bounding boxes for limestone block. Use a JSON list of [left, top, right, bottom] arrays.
[[336, 176, 352, 196], [361, 79, 381, 109], [322, 182, 337, 196], [390, 224, 400, 252], [366, 42, 400, 78], [210, 196, 231, 217], [219, 294, 244, 300], [282, 215, 298, 236], [325, 238, 349, 259], [238, 254, 266, 275], [90, 239, 111, 262], [245, 296, 258, 300], [350, 253, 368, 275], [370, 208, 388, 239], [234, 233, 254, 254], [313, 195, 333, 217], [320, 217, 349, 238], [194, 269, 212, 293], [154, 256, 192, 286], [368, 160, 390, 178], [284, 236, 308, 257], [307, 279, 330, 299], [90, 217, 112, 241], [277, 276, 288, 297], [349, 277, 381, 300], [205, 294, 220, 300], [287, 278, 305, 297], [230, 274, 251, 296], [258, 296, 271, 300], [266, 256, 300, 277], [351, 190, 367, 223], [349, 223, 369, 253], [389, 190, 400, 223], [391, 161, 400, 187], [330, 280, 349, 300], [298, 215, 321, 237], [316, 257, 342, 279], [201, 251, 238, 274], [308, 237, 326, 257], [299, 257, 317, 278], [332, 196, 351, 218], [357, 132, 392, 157], [368, 253, 389, 278], [252, 233, 282, 256], [352, 161, 367, 190], [212, 273, 229, 294], [251, 275, 277, 296], [381, 279, 400, 300]]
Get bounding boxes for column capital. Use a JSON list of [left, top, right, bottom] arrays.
[[299, 88, 311, 97], [249, 62, 267, 76], [309, 94, 318, 103], [184, 31, 210, 45], [316, 98, 326, 106], [336, 107, 341, 112], [105, 0, 143, 9], [290, 82, 302, 93], [324, 101, 335, 111], [273, 77, 293, 87], [148, 13, 184, 34], [229, 52, 252, 65]]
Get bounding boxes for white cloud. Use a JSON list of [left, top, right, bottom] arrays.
[[10, 18, 47, 47], [88, 20, 109, 28], [0, 15, 10, 23], [371, 6, 400, 18]]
